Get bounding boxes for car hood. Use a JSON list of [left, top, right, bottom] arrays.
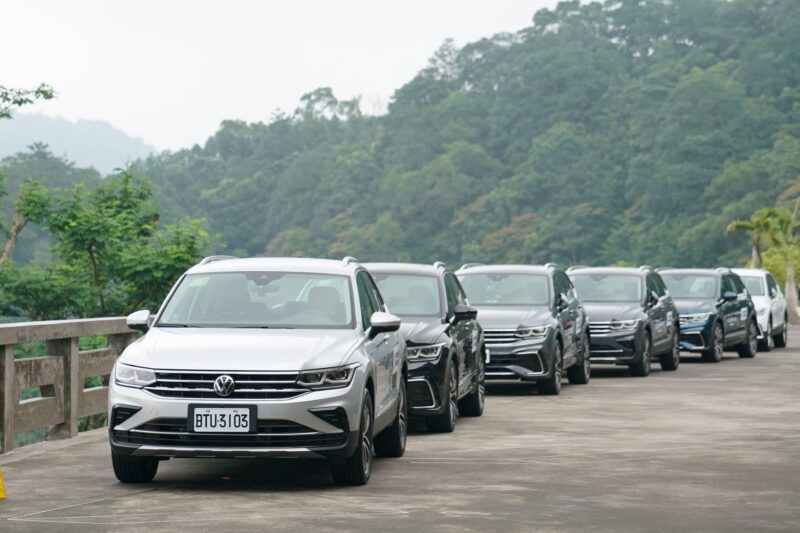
[[582, 302, 643, 322], [672, 299, 717, 315], [398, 319, 448, 345], [120, 327, 361, 371], [473, 306, 551, 329]]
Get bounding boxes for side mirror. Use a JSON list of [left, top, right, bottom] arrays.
[[453, 303, 478, 322], [127, 310, 151, 333], [770, 287, 779, 299], [368, 311, 401, 339], [722, 291, 738, 302]]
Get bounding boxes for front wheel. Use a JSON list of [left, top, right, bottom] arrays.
[[426, 361, 458, 433], [567, 336, 591, 384], [374, 378, 407, 457], [112, 454, 158, 483], [660, 328, 681, 371], [538, 341, 563, 395], [774, 317, 788, 348], [331, 388, 373, 486], [738, 320, 758, 358], [702, 322, 723, 363], [458, 351, 485, 417], [629, 335, 651, 377]]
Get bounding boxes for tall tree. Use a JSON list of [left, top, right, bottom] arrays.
[[725, 208, 777, 268]]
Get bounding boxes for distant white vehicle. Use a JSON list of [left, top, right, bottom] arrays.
[[732, 268, 787, 351]]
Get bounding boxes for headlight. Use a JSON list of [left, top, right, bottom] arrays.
[[406, 343, 445, 362], [297, 363, 359, 390], [115, 363, 156, 387], [609, 319, 639, 331], [680, 313, 711, 325], [757, 308, 769, 316], [515, 325, 550, 338]]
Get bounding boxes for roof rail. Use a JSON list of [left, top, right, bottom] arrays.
[[433, 261, 446, 270], [458, 263, 484, 271], [342, 256, 359, 266], [544, 263, 560, 270], [715, 266, 732, 274], [198, 255, 237, 265], [566, 265, 589, 272], [639, 265, 654, 272]]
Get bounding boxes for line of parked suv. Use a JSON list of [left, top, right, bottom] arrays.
[[108, 256, 788, 485]]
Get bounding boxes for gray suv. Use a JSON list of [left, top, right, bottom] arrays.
[[109, 256, 408, 486]]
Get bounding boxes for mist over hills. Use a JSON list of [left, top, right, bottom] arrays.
[[0, 114, 156, 174]]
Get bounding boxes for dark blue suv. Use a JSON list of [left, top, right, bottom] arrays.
[[658, 268, 758, 362]]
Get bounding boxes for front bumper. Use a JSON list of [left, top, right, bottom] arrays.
[[588, 331, 638, 364], [108, 376, 363, 461], [484, 339, 550, 382], [407, 357, 448, 417], [678, 321, 713, 352]]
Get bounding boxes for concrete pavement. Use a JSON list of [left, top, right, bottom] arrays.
[[1, 332, 799, 532]]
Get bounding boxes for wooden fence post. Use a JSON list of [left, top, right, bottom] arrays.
[[0, 344, 16, 454], [46, 337, 79, 440]]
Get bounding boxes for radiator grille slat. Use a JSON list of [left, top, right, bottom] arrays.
[[144, 371, 308, 400]]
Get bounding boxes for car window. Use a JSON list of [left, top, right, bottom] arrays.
[[356, 272, 377, 329], [721, 275, 736, 296], [731, 275, 747, 294], [661, 273, 717, 299], [569, 273, 642, 302], [766, 274, 778, 296], [646, 275, 659, 298], [372, 272, 441, 317], [653, 274, 668, 297], [740, 275, 766, 297], [458, 272, 550, 306], [444, 273, 461, 315], [453, 276, 470, 305], [158, 271, 354, 329]]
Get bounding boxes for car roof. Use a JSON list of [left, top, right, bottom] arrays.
[[187, 257, 361, 276], [364, 262, 443, 276], [566, 266, 646, 277], [731, 268, 770, 278], [456, 264, 552, 275]]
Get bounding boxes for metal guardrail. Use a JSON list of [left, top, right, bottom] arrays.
[[0, 318, 136, 454]]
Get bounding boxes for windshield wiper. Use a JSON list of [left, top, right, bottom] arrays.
[[158, 323, 199, 328]]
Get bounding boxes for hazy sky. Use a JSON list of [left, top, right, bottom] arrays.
[[2, 1, 556, 151]]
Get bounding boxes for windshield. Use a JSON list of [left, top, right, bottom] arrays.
[[457, 273, 550, 306], [660, 274, 717, 299], [372, 273, 442, 317], [739, 276, 766, 296], [158, 271, 354, 328], [570, 273, 642, 302]]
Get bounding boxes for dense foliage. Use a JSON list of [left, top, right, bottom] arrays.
[[125, 0, 800, 268]]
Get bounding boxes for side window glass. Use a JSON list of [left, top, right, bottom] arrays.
[[732, 275, 746, 294], [453, 276, 469, 305], [721, 276, 734, 296], [654, 275, 667, 297], [553, 273, 566, 300], [356, 273, 376, 329], [767, 275, 778, 295], [646, 276, 657, 297], [366, 274, 384, 312]]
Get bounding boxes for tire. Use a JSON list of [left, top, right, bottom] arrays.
[[758, 320, 774, 352], [774, 316, 788, 348], [629, 334, 651, 377], [660, 328, 681, 371], [425, 361, 458, 433], [331, 388, 373, 486], [458, 350, 485, 417], [538, 340, 563, 395], [567, 336, 591, 385], [702, 322, 723, 363], [374, 378, 407, 458], [111, 454, 158, 483], [738, 320, 758, 358]]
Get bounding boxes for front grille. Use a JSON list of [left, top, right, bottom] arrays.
[[144, 371, 308, 400], [484, 329, 519, 345], [408, 379, 436, 408], [310, 407, 349, 432], [113, 418, 346, 448], [589, 322, 613, 335], [680, 332, 705, 347], [112, 406, 141, 426]]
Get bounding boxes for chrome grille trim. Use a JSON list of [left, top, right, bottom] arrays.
[[484, 329, 519, 345], [144, 370, 308, 400], [589, 322, 613, 335]]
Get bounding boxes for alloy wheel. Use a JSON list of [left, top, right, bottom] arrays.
[[767, 321, 775, 350], [583, 341, 591, 378], [748, 322, 758, 354], [714, 325, 724, 361], [448, 364, 458, 427], [553, 343, 563, 392], [361, 396, 373, 477], [672, 331, 681, 364]]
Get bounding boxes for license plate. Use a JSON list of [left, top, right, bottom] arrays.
[[485, 349, 491, 364], [190, 406, 255, 433]]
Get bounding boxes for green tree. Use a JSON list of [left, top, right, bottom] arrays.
[[0, 84, 54, 119], [725, 208, 778, 268]]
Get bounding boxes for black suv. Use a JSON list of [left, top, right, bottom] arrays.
[[455, 264, 591, 395], [567, 266, 681, 376], [658, 268, 758, 362], [366, 262, 485, 433]]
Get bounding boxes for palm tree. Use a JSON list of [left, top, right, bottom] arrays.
[[765, 201, 800, 324], [726, 208, 777, 268]]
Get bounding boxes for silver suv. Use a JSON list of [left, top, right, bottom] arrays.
[[108, 256, 408, 486]]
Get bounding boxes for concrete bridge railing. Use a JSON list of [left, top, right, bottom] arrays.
[[0, 318, 136, 454]]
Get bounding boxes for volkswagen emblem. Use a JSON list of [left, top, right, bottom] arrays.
[[213, 375, 236, 397]]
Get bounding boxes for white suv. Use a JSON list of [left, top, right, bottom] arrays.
[[732, 268, 788, 351], [109, 256, 408, 486]]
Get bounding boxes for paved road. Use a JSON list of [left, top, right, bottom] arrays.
[[2, 334, 799, 532]]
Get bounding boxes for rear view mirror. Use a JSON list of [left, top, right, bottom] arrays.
[[127, 310, 151, 333], [722, 291, 738, 302], [453, 303, 478, 322], [368, 311, 401, 338]]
